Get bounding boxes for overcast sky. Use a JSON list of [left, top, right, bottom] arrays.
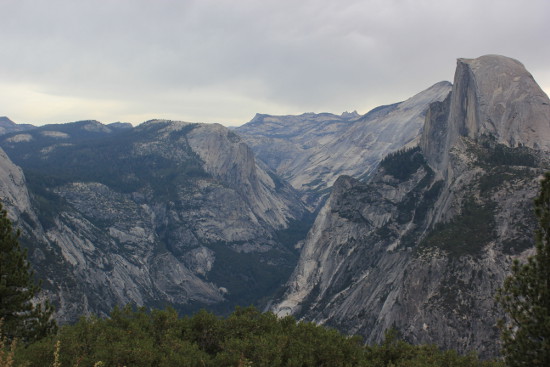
[[1, 0, 549, 127]]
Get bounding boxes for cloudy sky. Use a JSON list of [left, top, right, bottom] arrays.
[[1, 0, 549, 126]]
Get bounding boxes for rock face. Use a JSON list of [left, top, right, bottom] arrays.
[[422, 55, 550, 174], [272, 55, 550, 358], [0, 120, 308, 323], [236, 81, 452, 209], [0, 148, 34, 221]]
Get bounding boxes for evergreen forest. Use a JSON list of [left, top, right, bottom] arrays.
[[3, 305, 504, 367]]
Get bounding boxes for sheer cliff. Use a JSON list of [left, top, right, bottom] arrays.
[[272, 55, 550, 358], [0, 120, 308, 322]]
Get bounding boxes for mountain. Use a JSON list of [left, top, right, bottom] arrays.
[[0, 147, 35, 224], [271, 55, 550, 358], [0, 119, 309, 323], [0, 116, 35, 135], [235, 81, 452, 209]]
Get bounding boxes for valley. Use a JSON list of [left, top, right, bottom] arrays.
[[0, 55, 549, 358]]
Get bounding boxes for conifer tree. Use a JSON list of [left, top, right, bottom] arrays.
[[0, 202, 56, 342], [497, 172, 550, 366]]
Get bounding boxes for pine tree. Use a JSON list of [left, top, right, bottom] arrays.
[[0, 202, 56, 342], [497, 172, 550, 366]]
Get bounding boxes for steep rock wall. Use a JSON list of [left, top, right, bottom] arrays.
[[273, 55, 550, 358], [0, 120, 308, 322]]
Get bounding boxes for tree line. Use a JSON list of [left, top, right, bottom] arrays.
[[6, 305, 503, 367]]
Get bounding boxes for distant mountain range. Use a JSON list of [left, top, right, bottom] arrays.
[[0, 54, 548, 358], [236, 81, 451, 209]]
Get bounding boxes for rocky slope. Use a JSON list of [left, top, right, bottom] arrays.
[[271, 55, 550, 358], [236, 82, 452, 208], [0, 119, 308, 322]]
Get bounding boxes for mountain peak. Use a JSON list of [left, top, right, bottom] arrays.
[[454, 54, 550, 148], [0, 116, 16, 126], [458, 54, 523, 66], [422, 54, 550, 172], [340, 110, 360, 119], [0, 117, 35, 135]]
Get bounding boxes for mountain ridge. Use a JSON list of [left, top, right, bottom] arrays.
[[0, 119, 309, 322], [271, 55, 550, 358], [236, 81, 452, 208], [0, 116, 36, 135]]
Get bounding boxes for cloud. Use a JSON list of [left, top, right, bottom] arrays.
[[0, 0, 549, 125]]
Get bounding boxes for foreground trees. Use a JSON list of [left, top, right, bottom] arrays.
[[0, 202, 56, 342], [497, 172, 550, 366], [14, 305, 501, 367]]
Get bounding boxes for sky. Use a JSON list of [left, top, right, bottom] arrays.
[[0, 0, 549, 127]]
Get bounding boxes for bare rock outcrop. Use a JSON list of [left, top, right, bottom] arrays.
[[0, 148, 34, 221]]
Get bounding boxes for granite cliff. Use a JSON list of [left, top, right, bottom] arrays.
[[272, 55, 550, 358], [0, 120, 308, 322]]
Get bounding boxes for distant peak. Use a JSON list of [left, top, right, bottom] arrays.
[[108, 122, 133, 130], [72, 119, 103, 126], [431, 81, 452, 88], [249, 113, 268, 124], [341, 110, 360, 119], [0, 116, 16, 126], [142, 119, 172, 125], [0, 117, 36, 135]]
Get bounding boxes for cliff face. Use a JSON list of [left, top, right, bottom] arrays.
[[0, 148, 34, 221], [0, 120, 308, 322], [236, 81, 451, 209], [422, 55, 550, 174], [272, 55, 550, 358]]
